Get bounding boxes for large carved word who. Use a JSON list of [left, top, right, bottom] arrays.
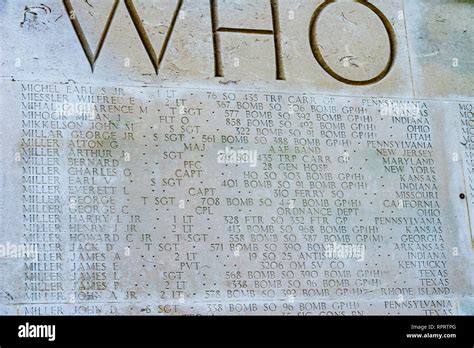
[[62, 0, 396, 85]]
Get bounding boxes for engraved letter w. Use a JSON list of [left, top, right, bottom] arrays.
[[64, 0, 183, 74], [63, 0, 120, 72]]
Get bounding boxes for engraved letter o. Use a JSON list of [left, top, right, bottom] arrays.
[[309, 0, 396, 85]]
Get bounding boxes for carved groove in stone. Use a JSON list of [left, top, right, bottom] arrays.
[[309, 0, 397, 86], [124, 0, 183, 75], [210, 0, 285, 80], [63, 0, 120, 72]]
